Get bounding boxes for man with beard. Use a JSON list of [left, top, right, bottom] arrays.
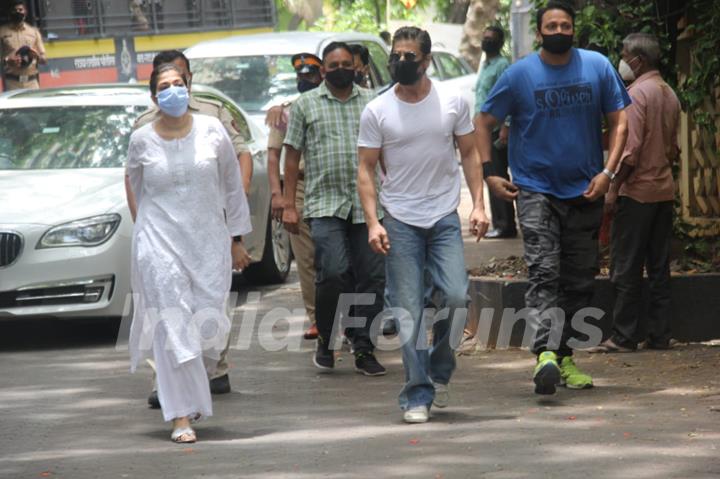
[[0, 1, 46, 90], [283, 42, 386, 377]]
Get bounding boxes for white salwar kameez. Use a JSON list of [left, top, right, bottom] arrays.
[[126, 114, 251, 422]]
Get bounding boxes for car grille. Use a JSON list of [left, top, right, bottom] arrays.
[[0, 276, 114, 309], [0, 232, 23, 267]]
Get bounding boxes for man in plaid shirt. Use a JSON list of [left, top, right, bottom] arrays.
[[283, 41, 386, 376]]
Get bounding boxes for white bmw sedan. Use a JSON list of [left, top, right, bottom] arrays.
[[0, 84, 291, 320]]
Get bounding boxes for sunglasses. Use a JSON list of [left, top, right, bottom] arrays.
[[389, 51, 421, 63]]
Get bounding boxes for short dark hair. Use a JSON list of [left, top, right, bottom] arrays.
[[149, 63, 187, 96], [392, 26, 432, 55], [9, 0, 25, 10], [322, 41, 353, 62], [152, 50, 191, 72], [349, 44, 369, 66], [536, 1, 576, 31], [485, 25, 505, 46]]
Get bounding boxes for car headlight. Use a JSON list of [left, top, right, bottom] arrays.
[[37, 214, 121, 248]]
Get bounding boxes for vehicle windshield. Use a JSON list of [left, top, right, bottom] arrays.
[[0, 105, 145, 170], [191, 55, 297, 113]]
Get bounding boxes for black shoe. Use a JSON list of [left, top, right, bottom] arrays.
[[210, 374, 231, 394], [382, 319, 397, 336], [147, 390, 160, 409], [355, 352, 387, 376], [313, 342, 334, 371], [485, 229, 518, 239]]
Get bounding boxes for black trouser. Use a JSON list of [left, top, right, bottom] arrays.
[[309, 216, 385, 355], [487, 130, 517, 235], [610, 197, 673, 348], [517, 191, 603, 357]]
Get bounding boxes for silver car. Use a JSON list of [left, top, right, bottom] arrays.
[[0, 83, 291, 320]]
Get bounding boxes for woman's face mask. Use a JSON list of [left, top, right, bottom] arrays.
[[157, 85, 189, 118]]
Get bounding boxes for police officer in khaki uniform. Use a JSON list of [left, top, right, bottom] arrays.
[[124, 50, 253, 409], [266, 53, 323, 341], [0, 1, 46, 91]]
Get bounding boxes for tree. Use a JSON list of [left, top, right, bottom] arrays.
[[459, 0, 500, 70]]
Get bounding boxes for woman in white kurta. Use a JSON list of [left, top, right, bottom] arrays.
[[125, 64, 251, 443]]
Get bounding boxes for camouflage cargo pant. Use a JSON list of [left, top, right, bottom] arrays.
[[516, 190, 603, 357]]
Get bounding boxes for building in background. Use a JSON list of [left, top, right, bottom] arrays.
[[0, 0, 275, 90]]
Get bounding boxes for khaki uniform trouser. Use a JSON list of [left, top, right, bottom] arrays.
[[289, 180, 317, 325], [5, 78, 39, 90]]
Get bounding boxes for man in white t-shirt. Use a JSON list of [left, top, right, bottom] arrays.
[[357, 26, 490, 424]]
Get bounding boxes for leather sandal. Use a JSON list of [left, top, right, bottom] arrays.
[[171, 427, 197, 443]]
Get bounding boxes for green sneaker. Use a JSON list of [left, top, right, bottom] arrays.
[[559, 356, 594, 389], [533, 351, 561, 395]]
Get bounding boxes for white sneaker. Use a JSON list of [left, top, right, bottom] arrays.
[[433, 382, 449, 408], [403, 405, 430, 424]]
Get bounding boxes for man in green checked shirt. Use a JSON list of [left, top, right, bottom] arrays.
[[282, 41, 387, 377]]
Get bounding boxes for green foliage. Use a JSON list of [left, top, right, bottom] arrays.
[[679, 1, 720, 133], [308, 0, 464, 34], [530, 0, 672, 78], [312, 0, 384, 34]]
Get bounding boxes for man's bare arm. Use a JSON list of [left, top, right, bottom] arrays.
[[238, 151, 253, 195], [357, 146, 390, 255]]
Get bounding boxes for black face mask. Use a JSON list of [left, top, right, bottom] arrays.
[[10, 11, 25, 23], [481, 39, 501, 55], [541, 33, 574, 54], [353, 71, 366, 85], [391, 60, 422, 85], [297, 79, 320, 93], [324, 68, 355, 89]]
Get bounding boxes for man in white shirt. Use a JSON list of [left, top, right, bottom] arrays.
[[357, 26, 490, 424]]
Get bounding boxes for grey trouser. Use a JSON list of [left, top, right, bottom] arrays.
[[517, 190, 603, 357]]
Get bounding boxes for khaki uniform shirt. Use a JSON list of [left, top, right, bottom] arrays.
[[0, 21, 45, 90], [267, 103, 304, 174], [134, 95, 250, 154]]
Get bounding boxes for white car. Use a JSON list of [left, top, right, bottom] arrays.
[[427, 46, 478, 114], [0, 84, 291, 320], [185, 31, 395, 129]]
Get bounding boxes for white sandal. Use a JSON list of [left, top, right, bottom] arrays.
[[171, 427, 196, 443]]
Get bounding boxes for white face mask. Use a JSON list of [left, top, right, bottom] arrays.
[[618, 57, 638, 82]]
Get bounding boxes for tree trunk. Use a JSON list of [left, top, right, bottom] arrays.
[[284, 0, 324, 27], [459, 0, 500, 70], [449, 1, 471, 24]]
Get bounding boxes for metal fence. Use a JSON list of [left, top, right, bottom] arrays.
[[13, 0, 274, 39]]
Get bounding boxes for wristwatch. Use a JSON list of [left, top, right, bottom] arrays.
[[602, 168, 616, 181], [232, 235, 243, 243]]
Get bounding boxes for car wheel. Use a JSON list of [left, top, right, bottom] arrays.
[[242, 213, 292, 285]]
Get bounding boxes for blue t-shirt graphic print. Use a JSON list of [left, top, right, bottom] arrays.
[[481, 48, 631, 199]]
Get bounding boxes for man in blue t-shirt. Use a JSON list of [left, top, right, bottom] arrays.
[[475, 1, 631, 395]]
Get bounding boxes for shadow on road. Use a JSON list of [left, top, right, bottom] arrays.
[[0, 317, 122, 352]]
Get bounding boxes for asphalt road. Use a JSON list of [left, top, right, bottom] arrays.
[[1, 269, 719, 479]]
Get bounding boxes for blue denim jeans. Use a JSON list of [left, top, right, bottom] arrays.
[[384, 212, 468, 410]]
